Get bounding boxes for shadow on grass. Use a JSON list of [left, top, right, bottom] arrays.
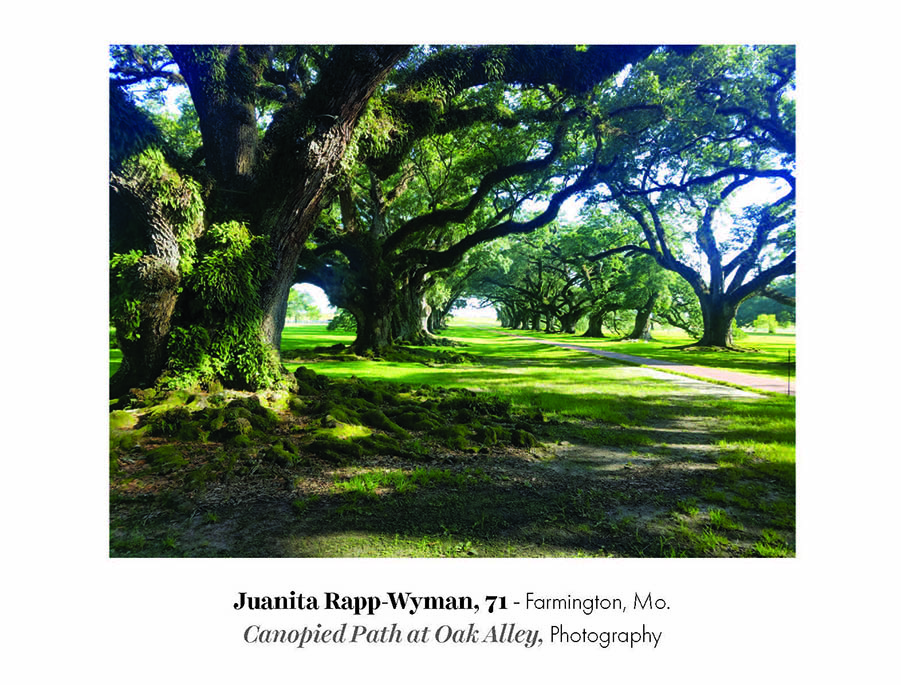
[[110, 324, 795, 558], [509, 329, 795, 377], [110, 382, 795, 559], [111, 451, 790, 558]]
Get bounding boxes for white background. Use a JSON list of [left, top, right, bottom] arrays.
[[4, 4, 898, 682]]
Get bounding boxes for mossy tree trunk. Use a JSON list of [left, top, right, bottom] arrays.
[[110, 45, 407, 395], [109, 149, 204, 396]]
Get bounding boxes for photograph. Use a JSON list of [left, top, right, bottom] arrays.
[[108, 43, 796, 559]]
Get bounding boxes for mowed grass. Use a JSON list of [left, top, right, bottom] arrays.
[[281, 324, 796, 557], [505, 327, 796, 379], [109, 323, 795, 557], [283, 326, 706, 421], [111, 324, 796, 380]]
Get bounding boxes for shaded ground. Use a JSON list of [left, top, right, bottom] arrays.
[[110, 366, 794, 558]]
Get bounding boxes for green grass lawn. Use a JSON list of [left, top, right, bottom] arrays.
[[504, 327, 796, 379], [110, 323, 796, 380], [109, 323, 795, 558]]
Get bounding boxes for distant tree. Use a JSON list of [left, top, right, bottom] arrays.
[[327, 309, 357, 331], [583, 45, 795, 347], [753, 313, 779, 333], [285, 288, 322, 322], [736, 277, 795, 326]]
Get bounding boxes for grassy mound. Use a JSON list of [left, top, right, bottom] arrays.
[[110, 365, 543, 486], [284, 342, 477, 366]]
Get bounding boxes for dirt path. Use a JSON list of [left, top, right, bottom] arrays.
[[506, 334, 794, 396]]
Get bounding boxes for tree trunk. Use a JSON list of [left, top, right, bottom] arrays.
[[696, 296, 738, 347], [109, 156, 200, 396], [111, 257, 181, 396], [390, 277, 435, 345], [625, 291, 658, 340], [582, 310, 608, 338], [559, 305, 586, 334], [350, 298, 394, 353]]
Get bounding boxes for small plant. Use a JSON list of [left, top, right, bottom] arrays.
[[676, 498, 700, 517], [694, 528, 730, 554], [292, 496, 320, 516], [707, 508, 744, 531]]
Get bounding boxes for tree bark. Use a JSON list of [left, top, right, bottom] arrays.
[[582, 310, 608, 338], [395, 290, 434, 345], [109, 159, 200, 395], [111, 257, 181, 396], [625, 291, 658, 340], [696, 295, 738, 347], [349, 297, 394, 354], [110, 46, 409, 393]]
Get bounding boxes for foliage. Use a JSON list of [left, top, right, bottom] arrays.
[[109, 250, 144, 343], [326, 309, 357, 331], [157, 222, 284, 390], [109, 43, 795, 394], [143, 92, 203, 161], [110, 146, 205, 275], [753, 314, 779, 333], [737, 277, 795, 326], [286, 288, 323, 322], [575, 45, 796, 346]]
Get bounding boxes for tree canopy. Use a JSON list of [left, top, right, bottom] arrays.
[[579, 45, 795, 345], [109, 43, 795, 395]]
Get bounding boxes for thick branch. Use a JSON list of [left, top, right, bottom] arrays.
[[619, 167, 795, 198], [400, 45, 659, 96], [723, 187, 795, 289], [729, 251, 796, 304], [760, 286, 796, 307], [717, 105, 795, 154], [412, 155, 610, 278], [586, 244, 654, 261], [383, 110, 581, 253]]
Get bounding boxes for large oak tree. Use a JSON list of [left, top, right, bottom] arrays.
[[110, 44, 670, 392], [583, 45, 796, 347]]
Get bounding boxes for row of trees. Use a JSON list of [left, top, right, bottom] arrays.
[[462, 221, 703, 339], [110, 44, 795, 395]]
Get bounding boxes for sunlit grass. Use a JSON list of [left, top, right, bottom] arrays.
[[331, 467, 486, 496], [281, 323, 354, 350], [110, 322, 794, 558], [506, 327, 795, 378], [110, 348, 122, 376]]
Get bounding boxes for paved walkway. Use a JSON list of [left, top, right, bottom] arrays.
[[507, 334, 795, 396]]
